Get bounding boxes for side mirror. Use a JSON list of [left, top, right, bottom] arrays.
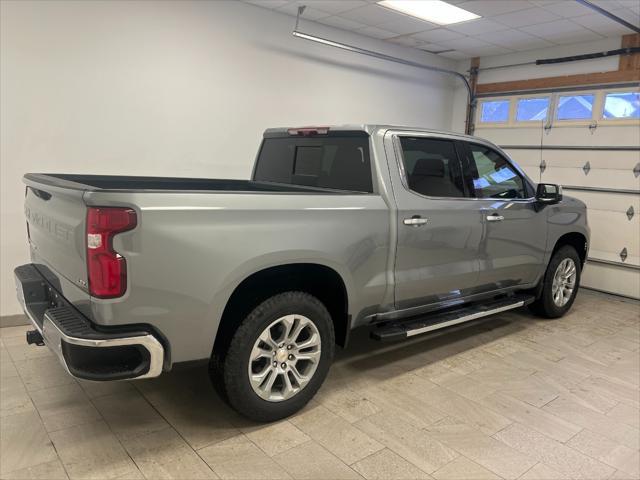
[[536, 183, 563, 204]]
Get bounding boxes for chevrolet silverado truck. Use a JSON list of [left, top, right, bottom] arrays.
[[15, 125, 589, 421]]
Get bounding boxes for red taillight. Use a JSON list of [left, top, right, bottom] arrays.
[[86, 207, 137, 298]]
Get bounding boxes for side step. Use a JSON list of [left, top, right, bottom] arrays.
[[371, 294, 535, 342]]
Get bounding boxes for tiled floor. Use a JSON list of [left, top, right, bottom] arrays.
[[1, 290, 638, 480]]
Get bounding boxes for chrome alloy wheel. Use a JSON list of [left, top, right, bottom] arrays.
[[248, 314, 321, 402], [552, 258, 576, 307]]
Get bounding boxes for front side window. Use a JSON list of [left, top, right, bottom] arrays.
[[516, 97, 550, 121], [556, 94, 595, 120], [480, 100, 510, 123], [399, 137, 465, 198], [466, 144, 526, 199], [603, 92, 640, 119]]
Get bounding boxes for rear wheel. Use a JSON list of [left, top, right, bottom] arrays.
[[210, 291, 334, 422], [529, 245, 581, 318]]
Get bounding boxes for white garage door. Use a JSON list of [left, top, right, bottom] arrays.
[[474, 87, 640, 299]]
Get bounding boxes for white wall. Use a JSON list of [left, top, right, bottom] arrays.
[[0, 0, 458, 316], [451, 37, 624, 132]]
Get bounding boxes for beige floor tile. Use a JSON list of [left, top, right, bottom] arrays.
[[579, 376, 640, 405], [199, 434, 291, 479], [606, 401, 640, 429], [315, 386, 381, 423], [355, 412, 459, 474], [567, 429, 640, 477], [49, 420, 138, 480], [243, 421, 310, 457], [363, 382, 447, 429], [0, 459, 68, 480], [543, 395, 640, 450], [0, 355, 20, 381], [2, 337, 52, 363], [29, 383, 101, 433], [0, 411, 58, 475], [351, 448, 432, 480], [426, 418, 536, 480], [518, 462, 572, 480], [532, 370, 619, 414], [272, 440, 361, 480], [92, 389, 168, 441], [77, 379, 135, 400], [0, 326, 30, 339], [13, 357, 75, 392], [0, 375, 35, 418], [139, 377, 240, 450], [480, 392, 581, 442], [494, 422, 614, 479], [291, 404, 383, 465], [428, 390, 513, 436], [123, 427, 217, 480], [432, 456, 500, 480]]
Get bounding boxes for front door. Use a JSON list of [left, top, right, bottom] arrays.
[[390, 134, 484, 310], [461, 141, 548, 291]]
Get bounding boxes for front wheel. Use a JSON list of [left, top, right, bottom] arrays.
[[529, 245, 581, 318], [210, 291, 335, 422]]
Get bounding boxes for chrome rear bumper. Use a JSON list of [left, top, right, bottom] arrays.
[[15, 264, 164, 381]]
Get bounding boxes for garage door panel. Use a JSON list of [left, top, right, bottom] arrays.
[[582, 262, 640, 299], [541, 150, 639, 170], [475, 127, 543, 146], [544, 125, 640, 147], [503, 149, 541, 167], [542, 167, 639, 190], [566, 190, 640, 214], [587, 211, 639, 261]]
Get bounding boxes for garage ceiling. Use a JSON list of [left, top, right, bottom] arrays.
[[246, 0, 640, 59]]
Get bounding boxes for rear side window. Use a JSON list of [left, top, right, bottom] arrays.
[[466, 144, 526, 199], [254, 135, 373, 192], [399, 137, 465, 198]]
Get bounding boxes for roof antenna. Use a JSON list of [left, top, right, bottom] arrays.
[[295, 5, 306, 31]]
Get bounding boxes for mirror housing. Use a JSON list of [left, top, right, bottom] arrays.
[[536, 183, 563, 204]]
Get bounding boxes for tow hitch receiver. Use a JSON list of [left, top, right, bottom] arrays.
[[26, 329, 45, 346]]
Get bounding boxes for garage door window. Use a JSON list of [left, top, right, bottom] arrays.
[[399, 137, 466, 198], [516, 97, 550, 122], [556, 94, 595, 120], [603, 92, 640, 119], [466, 144, 526, 199], [480, 100, 510, 123]]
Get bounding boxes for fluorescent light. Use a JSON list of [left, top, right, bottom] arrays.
[[377, 0, 481, 25]]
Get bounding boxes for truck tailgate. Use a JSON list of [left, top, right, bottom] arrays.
[[24, 181, 89, 300]]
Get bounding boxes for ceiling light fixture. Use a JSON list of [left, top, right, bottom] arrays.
[[377, 0, 481, 25]]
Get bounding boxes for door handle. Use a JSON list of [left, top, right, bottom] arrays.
[[486, 214, 504, 222], [403, 216, 428, 226]]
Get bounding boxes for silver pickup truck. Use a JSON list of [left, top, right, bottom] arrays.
[[15, 125, 589, 421]]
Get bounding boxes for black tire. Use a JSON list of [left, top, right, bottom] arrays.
[[529, 245, 581, 319], [210, 291, 335, 422]]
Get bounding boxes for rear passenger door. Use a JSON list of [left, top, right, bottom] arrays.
[[391, 134, 483, 310], [460, 141, 547, 290]]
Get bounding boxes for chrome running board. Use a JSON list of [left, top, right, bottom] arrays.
[[371, 294, 535, 341]]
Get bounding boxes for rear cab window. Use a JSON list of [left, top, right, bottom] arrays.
[[253, 131, 373, 193]]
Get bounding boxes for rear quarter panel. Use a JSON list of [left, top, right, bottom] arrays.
[[83, 190, 390, 364]]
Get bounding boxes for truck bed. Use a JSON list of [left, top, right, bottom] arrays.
[[24, 174, 337, 193]]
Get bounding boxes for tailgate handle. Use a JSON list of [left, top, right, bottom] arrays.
[[31, 188, 52, 201]]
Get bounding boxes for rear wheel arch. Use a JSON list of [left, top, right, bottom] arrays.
[[213, 263, 350, 359]]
